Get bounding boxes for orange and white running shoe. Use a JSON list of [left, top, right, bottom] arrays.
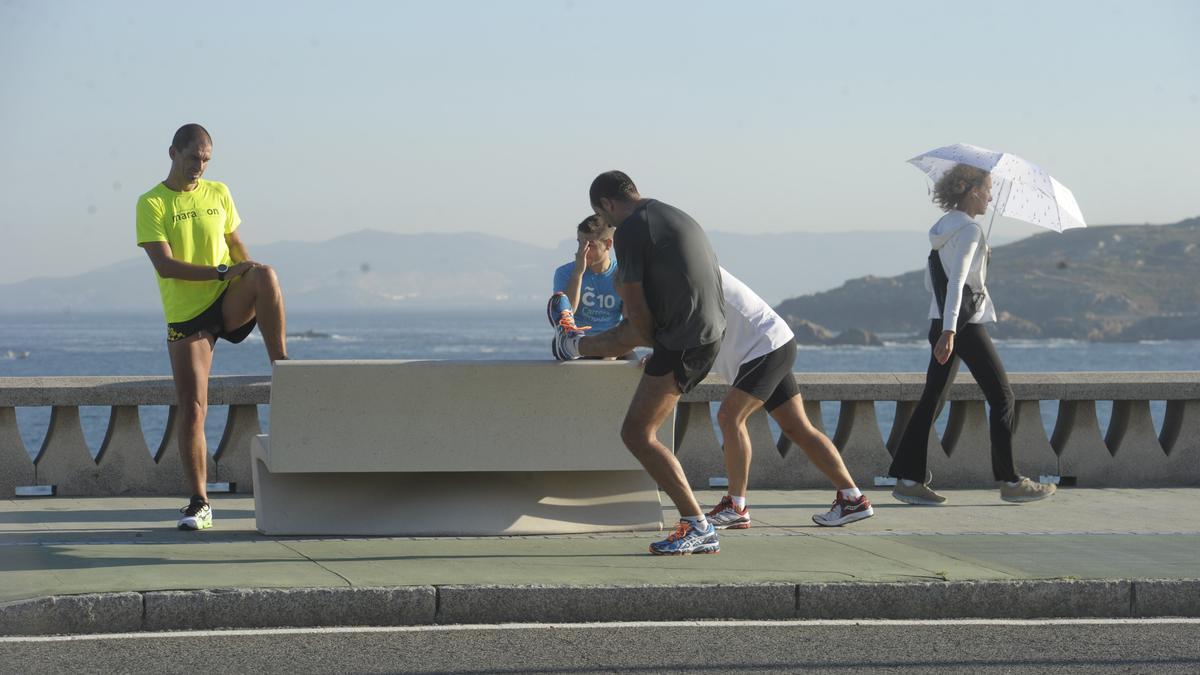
[[546, 292, 590, 332]]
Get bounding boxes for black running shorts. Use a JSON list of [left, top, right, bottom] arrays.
[[644, 340, 721, 395], [731, 340, 799, 412], [166, 289, 257, 344]]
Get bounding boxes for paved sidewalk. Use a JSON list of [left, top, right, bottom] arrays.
[[2, 488, 1198, 633]]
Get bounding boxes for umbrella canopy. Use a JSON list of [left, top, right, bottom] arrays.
[[908, 143, 1087, 233]]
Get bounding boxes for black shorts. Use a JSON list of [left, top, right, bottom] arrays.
[[644, 340, 721, 394], [166, 290, 257, 344], [732, 340, 799, 412]]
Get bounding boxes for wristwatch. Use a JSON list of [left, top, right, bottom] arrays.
[[216, 264, 229, 281]]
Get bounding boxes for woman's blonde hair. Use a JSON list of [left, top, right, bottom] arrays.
[[932, 163, 989, 212]]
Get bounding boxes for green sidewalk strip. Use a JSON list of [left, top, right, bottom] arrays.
[[2, 489, 1199, 607]]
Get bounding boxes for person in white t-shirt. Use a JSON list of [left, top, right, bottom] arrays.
[[705, 268, 874, 528]]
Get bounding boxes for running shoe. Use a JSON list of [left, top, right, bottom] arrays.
[[1000, 476, 1056, 503], [649, 520, 720, 555], [706, 495, 751, 529], [177, 497, 212, 531], [546, 292, 590, 332], [548, 292, 587, 361], [812, 493, 875, 526], [551, 325, 583, 360]]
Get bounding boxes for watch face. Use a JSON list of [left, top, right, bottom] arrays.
[[217, 264, 229, 273]]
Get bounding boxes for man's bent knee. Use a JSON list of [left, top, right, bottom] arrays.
[[620, 421, 657, 454], [716, 405, 746, 433], [250, 264, 280, 290]]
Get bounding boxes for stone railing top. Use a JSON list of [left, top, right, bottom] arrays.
[[685, 371, 1200, 402], [1, 369, 1198, 407], [0, 375, 270, 406]]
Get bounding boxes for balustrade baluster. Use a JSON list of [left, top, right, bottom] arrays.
[[928, 400, 992, 487], [0, 406, 35, 495], [744, 409, 806, 489], [153, 405, 216, 495], [33, 406, 97, 495], [1053, 400, 1116, 485], [214, 404, 262, 491], [831, 400, 891, 487], [1106, 400, 1172, 486], [1160, 400, 1200, 483], [95, 405, 157, 495], [886, 401, 943, 463], [672, 401, 725, 489], [1011, 400, 1058, 481]]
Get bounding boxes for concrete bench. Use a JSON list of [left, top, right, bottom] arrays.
[[252, 360, 667, 536]]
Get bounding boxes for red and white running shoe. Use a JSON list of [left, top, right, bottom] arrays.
[[812, 493, 874, 527], [706, 495, 751, 530]]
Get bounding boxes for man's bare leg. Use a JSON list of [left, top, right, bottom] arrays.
[[621, 372, 702, 517], [770, 394, 855, 489], [222, 265, 288, 362], [715, 388, 766, 498], [167, 333, 216, 501]]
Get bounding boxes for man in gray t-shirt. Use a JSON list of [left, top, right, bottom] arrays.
[[550, 170, 725, 556], [614, 199, 725, 351]]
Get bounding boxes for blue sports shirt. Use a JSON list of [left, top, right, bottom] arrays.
[[552, 259, 623, 333]]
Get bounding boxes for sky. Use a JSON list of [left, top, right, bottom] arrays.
[[0, 0, 1197, 284]]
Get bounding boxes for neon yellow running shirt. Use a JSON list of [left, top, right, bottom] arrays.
[[135, 180, 241, 323]]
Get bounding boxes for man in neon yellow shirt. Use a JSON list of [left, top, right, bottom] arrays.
[[136, 123, 288, 531]]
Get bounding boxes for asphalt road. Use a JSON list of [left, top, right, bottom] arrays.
[[3, 619, 1199, 674]]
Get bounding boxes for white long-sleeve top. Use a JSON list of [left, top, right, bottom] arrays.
[[925, 210, 997, 332]]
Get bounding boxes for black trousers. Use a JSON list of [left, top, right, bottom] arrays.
[[888, 320, 1020, 483]]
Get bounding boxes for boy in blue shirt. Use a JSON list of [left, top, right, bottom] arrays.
[[551, 215, 622, 334]]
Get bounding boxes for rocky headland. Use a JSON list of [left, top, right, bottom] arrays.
[[774, 217, 1200, 342]]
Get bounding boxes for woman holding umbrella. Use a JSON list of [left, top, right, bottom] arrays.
[[888, 162, 1056, 505]]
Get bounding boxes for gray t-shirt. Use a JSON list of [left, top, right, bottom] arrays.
[[614, 199, 725, 350]]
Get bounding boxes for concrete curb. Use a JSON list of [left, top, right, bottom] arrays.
[[142, 587, 437, 631], [437, 583, 798, 624], [2, 580, 1198, 636], [0, 592, 143, 636]]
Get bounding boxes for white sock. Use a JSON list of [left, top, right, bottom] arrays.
[[839, 487, 863, 500], [682, 515, 708, 530], [1006, 479, 1023, 487], [730, 495, 746, 510], [900, 478, 919, 487]]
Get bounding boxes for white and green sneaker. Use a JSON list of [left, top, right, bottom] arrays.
[[177, 498, 212, 530]]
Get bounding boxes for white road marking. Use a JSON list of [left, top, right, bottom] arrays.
[[4, 617, 1200, 643]]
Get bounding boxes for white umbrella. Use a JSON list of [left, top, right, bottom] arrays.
[[908, 143, 1087, 236]]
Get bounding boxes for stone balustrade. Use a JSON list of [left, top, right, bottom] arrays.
[[1, 371, 1198, 496], [0, 376, 269, 497]]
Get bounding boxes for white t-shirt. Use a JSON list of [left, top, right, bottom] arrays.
[[713, 267, 796, 385]]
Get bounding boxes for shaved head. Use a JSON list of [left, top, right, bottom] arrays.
[[171, 123, 212, 150]]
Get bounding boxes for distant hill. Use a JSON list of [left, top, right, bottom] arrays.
[[0, 231, 553, 313], [773, 217, 1200, 341], [0, 228, 994, 313]]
